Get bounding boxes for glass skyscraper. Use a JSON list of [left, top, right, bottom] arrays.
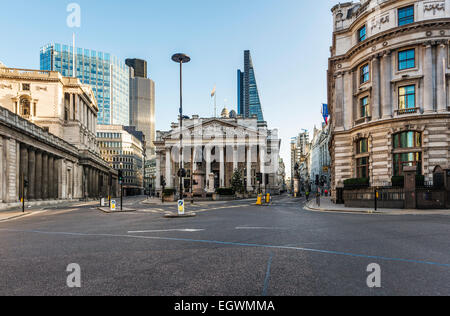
[[237, 50, 265, 122], [40, 43, 129, 126]]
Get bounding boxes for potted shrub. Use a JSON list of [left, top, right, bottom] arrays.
[[343, 177, 370, 189], [391, 176, 404, 187]]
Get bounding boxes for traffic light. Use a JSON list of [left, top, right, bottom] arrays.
[[315, 175, 320, 186], [24, 179, 29, 188], [256, 173, 262, 184], [118, 170, 124, 183], [177, 168, 187, 178]]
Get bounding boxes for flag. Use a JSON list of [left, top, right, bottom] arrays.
[[211, 85, 216, 98], [322, 104, 329, 125]]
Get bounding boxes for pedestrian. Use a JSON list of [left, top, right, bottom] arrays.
[[305, 191, 310, 201], [316, 191, 320, 207]]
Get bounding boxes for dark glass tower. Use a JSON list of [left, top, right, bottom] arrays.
[[237, 50, 264, 122]]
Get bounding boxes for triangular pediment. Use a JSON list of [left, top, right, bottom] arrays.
[[164, 118, 265, 140]]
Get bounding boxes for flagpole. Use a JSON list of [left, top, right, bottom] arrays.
[[72, 32, 76, 78], [214, 92, 217, 118]]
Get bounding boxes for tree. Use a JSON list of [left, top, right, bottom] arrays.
[[231, 169, 244, 194]]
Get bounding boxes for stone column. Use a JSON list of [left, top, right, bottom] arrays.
[[423, 44, 434, 113], [219, 146, 225, 188], [233, 146, 238, 172], [372, 56, 381, 120], [27, 148, 36, 200], [95, 170, 99, 197], [20, 145, 28, 199], [381, 51, 392, 119], [42, 153, 48, 199], [35, 151, 42, 200], [344, 70, 353, 129], [54, 158, 60, 199], [156, 153, 161, 190], [69, 93, 74, 121], [437, 43, 448, 113], [165, 148, 172, 188], [259, 145, 266, 191], [246, 145, 253, 192], [334, 73, 344, 129], [205, 145, 211, 178], [192, 147, 198, 172], [48, 156, 54, 199]]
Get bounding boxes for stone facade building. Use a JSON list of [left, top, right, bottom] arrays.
[[0, 66, 118, 207], [310, 124, 331, 193], [154, 116, 281, 196], [97, 125, 145, 196], [328, 0, 450, 202]]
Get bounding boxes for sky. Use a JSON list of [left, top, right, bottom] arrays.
[[0, 0, 337, 175]]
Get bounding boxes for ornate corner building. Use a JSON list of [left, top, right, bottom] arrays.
[[328, 0, 450, 202]]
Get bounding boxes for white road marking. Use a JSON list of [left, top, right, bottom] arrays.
[[127, 229, 205, 234]]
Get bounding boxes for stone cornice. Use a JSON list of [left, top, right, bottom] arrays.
[[332, 113, 450, 137], [330, 19, 450, 64]]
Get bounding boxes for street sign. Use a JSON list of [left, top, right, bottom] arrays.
[[178, 200, 185, 215], [111, 200, 116, 211], [323, 166, 329, 173]]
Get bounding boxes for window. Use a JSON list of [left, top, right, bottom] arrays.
[[398, 85, 416, 109], [394, 152, 422, 176], [399, 49, 415, 70], [357, 138, 368, 154], [360, 97, 369, 118], [393, 131, 423, 176], [20, 98, 30, 117], [22, 84, 30, 91], [393, 131, 422, 149], [360, 64, 370, 84], [398, 5, 414, 26], [358, 25, 367, 42], [357, 157, 369, 178]]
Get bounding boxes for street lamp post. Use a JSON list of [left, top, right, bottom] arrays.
[[172, 53, 191, 201]]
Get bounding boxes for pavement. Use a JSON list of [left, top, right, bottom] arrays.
[[0, 194, 449, 296], [305, 196, 450, 216]]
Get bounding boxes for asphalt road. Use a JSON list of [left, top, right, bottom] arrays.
[[0, 194, 449, 296]]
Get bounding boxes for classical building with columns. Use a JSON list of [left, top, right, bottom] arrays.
[[0, 65, 118, 207], [154, 115, 281, 196], [328, 0, 450, 202]]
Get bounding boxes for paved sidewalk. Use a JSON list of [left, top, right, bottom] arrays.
[[0, 210, 33, 222], [306, 197, 450, 215]]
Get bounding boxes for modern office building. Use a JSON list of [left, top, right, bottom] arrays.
[[237, 50, 265, 123], [97, 125, 145, 196], [126, 58, 156, 155], [126, 59, 147, 79], [40, 43, 130, 126]]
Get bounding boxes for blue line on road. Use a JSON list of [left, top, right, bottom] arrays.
[[262, 253, 274, 296], [1, 228, 449, 268]]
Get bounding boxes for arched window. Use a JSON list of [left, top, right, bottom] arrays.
[[393, 131, 423, 176], [20, 97, 31, 117]]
